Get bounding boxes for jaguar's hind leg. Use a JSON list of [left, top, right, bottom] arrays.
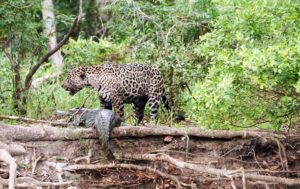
[[111, 97, 125, 125], [132, 97, 147, 126], [99, 96, 112, 110], [148, 95, 161, 124]]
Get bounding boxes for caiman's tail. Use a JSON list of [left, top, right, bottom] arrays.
[[65, 108, 119, 160], [94, 109, 120, 160]]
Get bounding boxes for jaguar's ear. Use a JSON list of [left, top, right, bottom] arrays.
[[79, 73, 86, 79]]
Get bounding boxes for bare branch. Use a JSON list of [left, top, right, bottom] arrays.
[[23, 15, 81, 91], [63, 163, 184, 187], [23, 0, 83, 92], [31, 72, 61, 88], [0, 141, 27, 156], [0, 149, 17, 189], [121, 153, 300, 186], [0, 177, 72, 188]]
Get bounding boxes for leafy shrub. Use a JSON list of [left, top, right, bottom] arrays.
[[188, 0, 300, 129], [62, 37, 126, 68], [0, 53, 14, 115]]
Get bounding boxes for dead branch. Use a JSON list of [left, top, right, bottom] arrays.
[[74, 149, 92, 164], [120, 153, 300, 186], [0, 115, 69, 126], [23, 0, 83, 92], [0, 141, 26, 156], [63, 163, 184, 188], [31, 156, 42, 175], [0, 123, 285, 142], [0, 168, 8, 174], [0, 149, 17, 189], [0, 177, 72, 188], [31, 72, 61, 88], [275, 138, 289, 171]]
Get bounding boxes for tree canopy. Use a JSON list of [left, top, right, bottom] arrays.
[[1, 0, 300, 130]]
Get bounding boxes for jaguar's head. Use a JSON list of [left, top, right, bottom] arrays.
[[62, 67, 90, 96]]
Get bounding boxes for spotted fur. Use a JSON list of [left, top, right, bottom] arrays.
[[62, 63, 169, 125]]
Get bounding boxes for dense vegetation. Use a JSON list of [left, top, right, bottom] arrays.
[[1, 0, 300, 130]]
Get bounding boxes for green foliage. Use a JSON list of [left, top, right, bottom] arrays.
[[105, 0, 216, 110], [26, 85, 100, 119], [62, 37, 125, 68], [0, 0, 46, 62], [0, 0, 47, 115], [188, 0, 300, 129], [2, 0, 300, 130], [0, 1, 100, 118], [0, 53, 14, 115]]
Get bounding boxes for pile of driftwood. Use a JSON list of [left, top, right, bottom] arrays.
[[0, 115, 300, 188]]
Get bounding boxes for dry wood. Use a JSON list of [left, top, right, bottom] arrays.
[[74, 149, 92, 164], [0, 142, 26, 156], [0, 123, 285, 142], [0, 149, 16, 189], [112, 126, 285, 139], [0, 121, 298, 188], [0, 168, 8, 174], [0, 115, 69, 126], [120, 153, 300, 186], [32, 72, 62, 89], [0, 123, 94, 141], [31, 156, 42, 175], [63, 163, 184, 188], [0, 177, 72, 188]]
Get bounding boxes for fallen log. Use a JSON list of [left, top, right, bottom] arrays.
[[113, 126, 285, 139], [0, 123, 285, 142], [0, 122, 299, 188], [0, 123, 95, 142]]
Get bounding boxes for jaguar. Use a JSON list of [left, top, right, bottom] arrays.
[[62, 63, 172, 125]]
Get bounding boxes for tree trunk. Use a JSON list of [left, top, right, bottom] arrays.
[[1, 1, 81, 115], [41, 0, 63, 69], [86, 0, 109, 37], [31, 0, 64, 88], [3, 51, 26, 115]]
